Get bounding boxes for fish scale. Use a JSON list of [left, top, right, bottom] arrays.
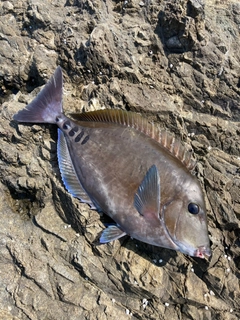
[[13, 66, 211, 259]]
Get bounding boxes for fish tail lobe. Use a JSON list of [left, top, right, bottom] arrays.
[[13, 66, 63, 124]]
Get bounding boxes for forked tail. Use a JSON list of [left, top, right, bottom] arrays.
[[13, 66, 63, 124]]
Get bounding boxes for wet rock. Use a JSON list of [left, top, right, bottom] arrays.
[[0, 0, 240, 319]]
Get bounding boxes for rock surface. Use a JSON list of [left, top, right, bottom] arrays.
[[0, 0, 240, 319]]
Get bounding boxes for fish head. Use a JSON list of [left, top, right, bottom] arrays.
[[163, 176, 211, 259]]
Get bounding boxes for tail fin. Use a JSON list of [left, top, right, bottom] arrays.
[[13, 66, 63, 124]]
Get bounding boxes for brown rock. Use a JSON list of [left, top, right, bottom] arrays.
[[0, 0, 239, 319]]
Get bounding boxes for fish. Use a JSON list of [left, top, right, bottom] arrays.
[[13, 66, 211, 259]]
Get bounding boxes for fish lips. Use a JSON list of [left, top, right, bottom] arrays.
[[175, 241, 211, 259], [194, 246, 212, 260]]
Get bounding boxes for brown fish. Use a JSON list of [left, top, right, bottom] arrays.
[[13, 67, 211, 259]]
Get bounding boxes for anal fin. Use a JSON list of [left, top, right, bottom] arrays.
[[99, 225, 127, 243], [57, 129, 96, 209]]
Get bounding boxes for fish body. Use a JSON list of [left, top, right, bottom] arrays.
[[13, 67, 211, 258]]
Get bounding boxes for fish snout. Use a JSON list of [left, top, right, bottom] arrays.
[[195, 246, 212, 259]]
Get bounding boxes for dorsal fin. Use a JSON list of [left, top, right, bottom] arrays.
[[70, 110, 196, 170]]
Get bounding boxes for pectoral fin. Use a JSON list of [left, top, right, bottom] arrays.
[[134, 165, 160, 221], [100, 225, 127, 243]]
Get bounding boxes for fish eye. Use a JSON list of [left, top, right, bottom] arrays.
[[188, 203, 199, 214]]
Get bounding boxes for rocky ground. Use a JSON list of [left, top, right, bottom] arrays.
[[0, 0, 240, 319]]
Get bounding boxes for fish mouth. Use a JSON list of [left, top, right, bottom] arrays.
[[194, 246, 212, 260]]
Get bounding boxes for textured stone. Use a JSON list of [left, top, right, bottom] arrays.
[[0, 0, 239, 319]]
